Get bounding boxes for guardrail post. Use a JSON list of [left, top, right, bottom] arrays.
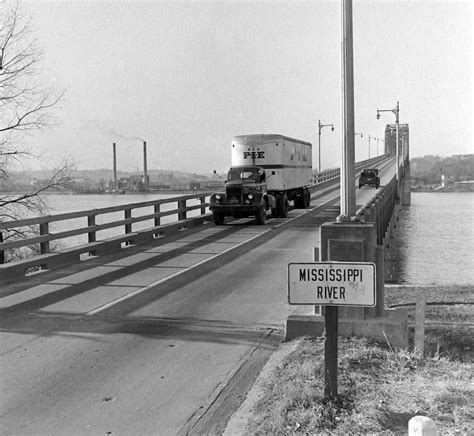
[[363, 205, 370, 222], [414, 291, 426, 355], [88, 212, 96, 243], [154, 204, 161, 227], [178, 199, 187, 221], [125, 208, 132, 234], [370, 202, 376, 223], [379, 193, 385, 240], [200, 196, 206, 215], [0, 231, 4, 264], [375, 199, 382, 245], [39, 222, 50, 254]]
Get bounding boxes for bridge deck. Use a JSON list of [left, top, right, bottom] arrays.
[[0, 160, 397, 434]]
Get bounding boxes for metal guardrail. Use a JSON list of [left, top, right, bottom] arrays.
[[0, 154, 390, 282], [312, 154, 387, 185]]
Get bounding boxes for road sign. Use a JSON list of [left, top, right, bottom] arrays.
[[288, 262, 376, 307]]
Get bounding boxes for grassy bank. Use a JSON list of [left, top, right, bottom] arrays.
[[242, 285, 473, 434]]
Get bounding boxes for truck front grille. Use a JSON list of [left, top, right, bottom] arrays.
[[226, 187, 242, 204]]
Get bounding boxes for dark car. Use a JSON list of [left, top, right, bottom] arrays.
[[359, 169, 380, 189]]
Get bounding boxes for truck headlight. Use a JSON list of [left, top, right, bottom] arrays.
[[247, 194, 253, 200], [215, 194, 221, 200]]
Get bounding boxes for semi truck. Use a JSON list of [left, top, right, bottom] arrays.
[[209, 134, 313, 225]]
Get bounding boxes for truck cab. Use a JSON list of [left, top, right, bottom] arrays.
[[209, 166, 275, 225]]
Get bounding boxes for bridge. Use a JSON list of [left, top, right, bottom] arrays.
[[0, 150, 411, 433]]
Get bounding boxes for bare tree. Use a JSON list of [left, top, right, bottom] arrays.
[[1, 1, 68, 262]]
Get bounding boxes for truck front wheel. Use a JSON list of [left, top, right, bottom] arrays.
[[213, 212, 225, 226], [255, 204, 267, 225]]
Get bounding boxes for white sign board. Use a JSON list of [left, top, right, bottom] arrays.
[[288, 262, 376, 307]]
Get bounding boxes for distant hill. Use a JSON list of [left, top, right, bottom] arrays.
[[9, 168, 216, 184], [411, 154, 473, 185]]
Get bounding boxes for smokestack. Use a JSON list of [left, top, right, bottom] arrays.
[[143, 141, 148, 190], [113, 142, 117, 192]]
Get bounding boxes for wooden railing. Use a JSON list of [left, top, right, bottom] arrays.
[[0, 155, 389, 283], [0, 193, 213, 283]]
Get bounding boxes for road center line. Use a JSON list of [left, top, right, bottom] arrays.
[[87, 193, 339, 316]]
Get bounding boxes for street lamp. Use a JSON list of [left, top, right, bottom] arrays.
[[376, 101, 400, 179], [318, 120, 334, 173]]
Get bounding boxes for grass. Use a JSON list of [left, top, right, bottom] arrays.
[[243, 285, 473, 435]]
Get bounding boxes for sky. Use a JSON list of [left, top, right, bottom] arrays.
[[13, 0, 474, 175]]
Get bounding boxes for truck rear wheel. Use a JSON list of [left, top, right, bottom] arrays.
[[294, 194, 303, 209], [255, 205, 267, 225], [213, 212, 225, 226], [304, 188, 311, 208]]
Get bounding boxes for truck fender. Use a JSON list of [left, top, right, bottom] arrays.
[[266, 194, 276, 209], [210, 192, 226, 205]]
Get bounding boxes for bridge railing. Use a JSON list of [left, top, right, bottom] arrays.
[[0, 192, 214, 283], [0, 154, 390, 283], [355, 175, 398, 245], [311, 154, 387, 187]]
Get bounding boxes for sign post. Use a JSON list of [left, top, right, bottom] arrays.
[[288, 261, 376, 397]]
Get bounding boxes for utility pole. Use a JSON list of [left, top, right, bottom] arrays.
[[340, 0, 356, 219], [368, 135, 376, 159], [322, 0, 356, 400]]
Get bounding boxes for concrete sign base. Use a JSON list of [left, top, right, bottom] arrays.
[[285, 307, 408, 348]]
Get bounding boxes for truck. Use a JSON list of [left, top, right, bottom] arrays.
[[209, 134, 313, 225], [359, 168, 380, 189]]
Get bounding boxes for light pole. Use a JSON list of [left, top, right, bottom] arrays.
[[368, 135, 376, 159], [376, 138, 384, 156], [318, 120, 334, 173], [354, 133, 363, 161], [377, 101, 400, 180]]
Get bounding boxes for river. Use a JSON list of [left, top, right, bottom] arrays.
[[394, 192, 474, 286], [42, 192, 179, 214], [40, 192, 474, 286], [39, 192, 205, 249]]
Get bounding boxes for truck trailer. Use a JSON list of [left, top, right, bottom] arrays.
[[209, 134, 313, 225]]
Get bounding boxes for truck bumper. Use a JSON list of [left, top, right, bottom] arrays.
[[210, 204, 260, 216]]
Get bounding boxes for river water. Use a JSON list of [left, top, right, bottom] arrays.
[[40, 192, 205, 249], [40, 192, 474, 286], [394, 192, 474, 286], [42, 192, 179, 214]]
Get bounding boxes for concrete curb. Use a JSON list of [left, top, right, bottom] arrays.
[[223, 340, 300, 435]]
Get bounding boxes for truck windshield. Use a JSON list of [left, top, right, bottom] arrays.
[[228, 168, 263, 182]]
